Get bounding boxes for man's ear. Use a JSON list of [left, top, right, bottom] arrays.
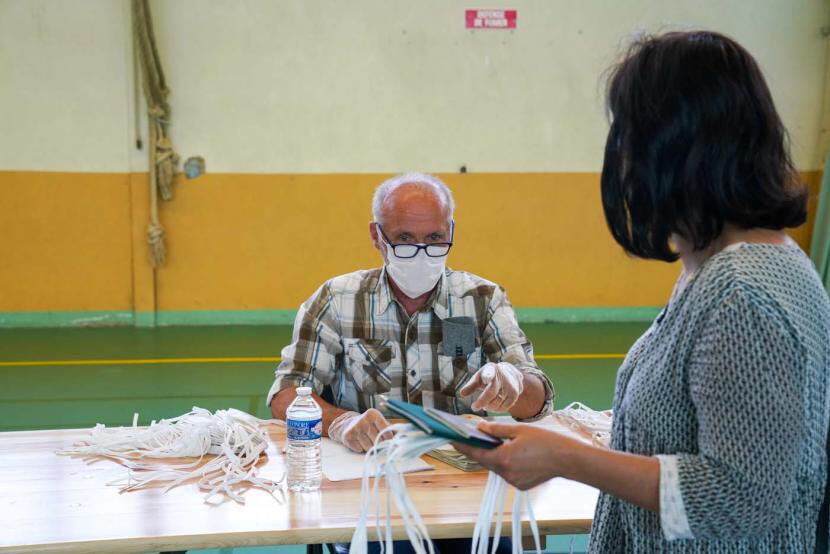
[[369, 221, 381, 251]]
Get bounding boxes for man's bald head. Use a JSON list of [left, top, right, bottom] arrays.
[[372, 173, 455, 226]]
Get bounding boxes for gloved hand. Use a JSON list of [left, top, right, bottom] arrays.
[[327, 408, 391, 453], [459, 362, 524, 412]]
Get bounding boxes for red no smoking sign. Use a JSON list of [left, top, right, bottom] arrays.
[[465, 9, 517, 29]]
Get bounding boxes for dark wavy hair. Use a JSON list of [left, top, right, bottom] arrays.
[[601, 31, 807, 262]]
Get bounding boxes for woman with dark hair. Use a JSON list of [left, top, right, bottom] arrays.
[[456, 31, 830, 552]]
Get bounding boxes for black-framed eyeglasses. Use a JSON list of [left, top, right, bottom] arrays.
[[375, 221, 454, 259]]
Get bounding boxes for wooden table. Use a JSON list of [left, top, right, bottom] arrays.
[[0, 422, 598, 553]]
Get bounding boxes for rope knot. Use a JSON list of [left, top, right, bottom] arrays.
[[147, 222, 166, 267]]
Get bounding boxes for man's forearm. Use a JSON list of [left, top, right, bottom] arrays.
[[508, 373, 547, 420], [270, 387, 349, 437]]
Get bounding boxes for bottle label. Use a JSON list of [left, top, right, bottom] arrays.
[[287, 418, 322, 441]]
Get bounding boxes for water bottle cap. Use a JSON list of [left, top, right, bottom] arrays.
[[296, 386, 312, 396]]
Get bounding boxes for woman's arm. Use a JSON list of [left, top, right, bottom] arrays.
[[566, 438, 660, 512], [454, 423, 659, 512], [459, 285, 808, 541]]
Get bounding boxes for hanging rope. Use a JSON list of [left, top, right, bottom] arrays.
[[132, 0, 179, 267]]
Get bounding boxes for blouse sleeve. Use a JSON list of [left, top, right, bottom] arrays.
[[675, 285, 806, 540], [656, 454, 694, 540]]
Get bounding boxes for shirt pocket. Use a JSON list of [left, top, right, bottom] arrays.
[[343, 338, 394, 395], [437, 344, 483, 397]]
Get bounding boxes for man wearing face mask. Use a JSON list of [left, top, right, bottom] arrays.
[[268, 173, 554, 455]]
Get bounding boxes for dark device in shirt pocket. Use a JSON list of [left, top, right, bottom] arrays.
[[441, 316, 477, 358]]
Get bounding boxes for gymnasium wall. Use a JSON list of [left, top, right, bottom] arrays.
[[1, 1, 827, 325]]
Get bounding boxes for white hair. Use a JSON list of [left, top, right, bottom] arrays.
[[372, 173, 455, 225]]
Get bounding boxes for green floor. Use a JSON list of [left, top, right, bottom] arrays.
[[0, 322, 646, 431], [0, 322, 649, 553]]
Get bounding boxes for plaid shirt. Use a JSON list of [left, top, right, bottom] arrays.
[[267, 268, 554, 421]]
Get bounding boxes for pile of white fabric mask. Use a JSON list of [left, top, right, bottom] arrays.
[[57, 406, 285, 504], [554, 402, 612, 447], [349, 423, 542, 554]]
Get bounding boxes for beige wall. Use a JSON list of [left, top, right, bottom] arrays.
[[2, 1, 827, 174], [150, 0, 830, 172], [0, 1, 132, 171]]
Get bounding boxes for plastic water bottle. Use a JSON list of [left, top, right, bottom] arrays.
[[286, 386, 322, 492]]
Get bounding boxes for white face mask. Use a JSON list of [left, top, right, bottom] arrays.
[[377, 224, 449, 299]]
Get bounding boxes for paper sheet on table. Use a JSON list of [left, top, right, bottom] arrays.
[[321, 438, 434, 482]]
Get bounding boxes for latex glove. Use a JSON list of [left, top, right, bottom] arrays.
[[327, 408, 391, 453], [459, 362, 524, 412]]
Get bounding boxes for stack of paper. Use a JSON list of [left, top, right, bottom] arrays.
[[425, 443, 483, 471], [320, 438, 434, 482]]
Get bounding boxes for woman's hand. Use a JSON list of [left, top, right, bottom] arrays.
[[457, 421, 661, 512], [453, 421, 584, 490]]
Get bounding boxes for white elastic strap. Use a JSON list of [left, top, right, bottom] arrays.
[[556, 402, 612, 447], [58, 406, 285, 504], [349, 426, 541, 554]]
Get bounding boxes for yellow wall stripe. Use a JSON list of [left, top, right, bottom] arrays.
[[1, 171, 820, 314]]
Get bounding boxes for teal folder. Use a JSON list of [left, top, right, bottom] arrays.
[[386, 399, 502, 449]]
